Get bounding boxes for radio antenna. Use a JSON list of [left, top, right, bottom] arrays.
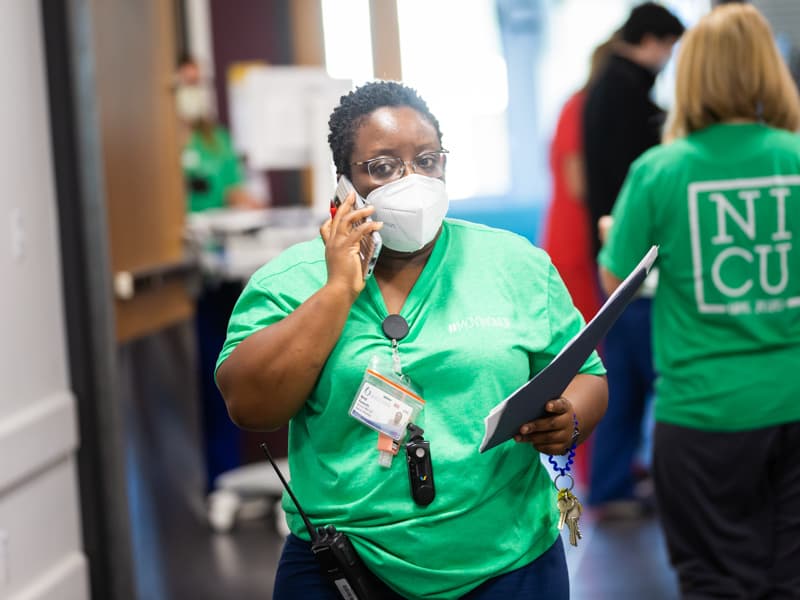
[[260, 443, 318, 542]]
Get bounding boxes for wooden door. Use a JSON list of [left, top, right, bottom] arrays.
[[92, 0, 193, 342]]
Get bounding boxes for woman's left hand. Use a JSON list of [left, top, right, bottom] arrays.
[[514, 396, 575, 455]]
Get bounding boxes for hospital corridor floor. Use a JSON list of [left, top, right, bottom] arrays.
[[152, 493, 679, 599]]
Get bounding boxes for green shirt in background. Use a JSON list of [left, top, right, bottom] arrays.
[[217, 219, 605, 599], [600, 123, 800, 431], [182, 126, 243, 213]]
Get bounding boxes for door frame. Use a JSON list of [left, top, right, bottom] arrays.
[[41, 1, 136, 598]]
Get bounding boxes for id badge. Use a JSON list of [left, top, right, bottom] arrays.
[[349, 367, 424, 441]]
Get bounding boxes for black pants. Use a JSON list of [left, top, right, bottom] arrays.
[[653, 421, 800, 599]]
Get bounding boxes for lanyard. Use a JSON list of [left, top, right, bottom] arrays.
[[380, 313, 435, 506]]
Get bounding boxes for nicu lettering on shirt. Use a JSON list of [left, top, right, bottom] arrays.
[[689, 177, 800, 315]]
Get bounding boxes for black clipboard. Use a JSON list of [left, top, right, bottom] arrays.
[[479, 245, 658, 453]]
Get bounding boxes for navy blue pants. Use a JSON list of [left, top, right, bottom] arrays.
[[589, 297, 655, 505], [273, 533, 569, 599], [195, 282, 244, 489]]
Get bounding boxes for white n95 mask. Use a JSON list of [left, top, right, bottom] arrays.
[[365, 174, 449, 252], [175, 84, 214, 123]]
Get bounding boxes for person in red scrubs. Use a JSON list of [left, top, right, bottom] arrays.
[[541, 35, 617, 483]]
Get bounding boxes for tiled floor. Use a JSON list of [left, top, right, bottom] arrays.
[[148, 485, 679, 599], [566, 511, 679, 600]]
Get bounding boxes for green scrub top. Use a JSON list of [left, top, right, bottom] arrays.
[[217, 219, 605, 599], [600, 123, 800, 431], [182, 126, 244, 213]]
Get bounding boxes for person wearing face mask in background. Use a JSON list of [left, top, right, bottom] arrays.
[[175, 56, 261, 213], [215, 81, 608, 599], [582, 2, 684, 518], [176, 56, 263, 493]]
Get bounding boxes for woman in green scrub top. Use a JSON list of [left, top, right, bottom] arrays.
[[216, 81, 608, 599], [181, 124, 247, 213], [599, 5, 800, 597], [175, 57, 259, 213]]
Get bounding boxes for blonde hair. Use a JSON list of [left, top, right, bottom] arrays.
[[664, 3, 800, 141]]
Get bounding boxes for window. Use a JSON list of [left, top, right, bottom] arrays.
[[321, 0, 374, 86], [397, 0, 510, 200]]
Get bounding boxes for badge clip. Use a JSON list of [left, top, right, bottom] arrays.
[[406, 424, 435, 506]]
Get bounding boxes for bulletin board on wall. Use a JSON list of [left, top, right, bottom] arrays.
[[227, 65, 352, 218]]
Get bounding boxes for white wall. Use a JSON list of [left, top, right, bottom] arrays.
[[184, 0, 215, 77], [0, 2, 88, 599], [753, 0, 800, 50]]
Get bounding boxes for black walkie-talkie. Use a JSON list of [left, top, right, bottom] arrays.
[[260, 443, 381, 599]]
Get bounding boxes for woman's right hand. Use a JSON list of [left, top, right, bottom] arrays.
[[219, 193, 381, 431], [320, 191, 383, 298]]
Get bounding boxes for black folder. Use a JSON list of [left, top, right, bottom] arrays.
[[479, 245, 658, 453]]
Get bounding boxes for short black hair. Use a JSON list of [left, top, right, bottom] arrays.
[[622, 2, 685, 44], [327, 81, 443, 178]]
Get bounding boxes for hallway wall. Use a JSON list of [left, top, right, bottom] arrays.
[[0, 2, 88, 599]]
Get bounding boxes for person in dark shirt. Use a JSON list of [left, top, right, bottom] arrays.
[[582, 2, 684, 517], [584, 3, 685, 255]]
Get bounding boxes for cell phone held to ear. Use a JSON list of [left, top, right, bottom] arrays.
[[334, 176, 382, 279]]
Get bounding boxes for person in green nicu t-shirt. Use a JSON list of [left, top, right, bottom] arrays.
[[216, 81, 608, 600], [599, 5, 800, 597]]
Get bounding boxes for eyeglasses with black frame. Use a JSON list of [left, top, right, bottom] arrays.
[[352, 149, 449, 185]]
